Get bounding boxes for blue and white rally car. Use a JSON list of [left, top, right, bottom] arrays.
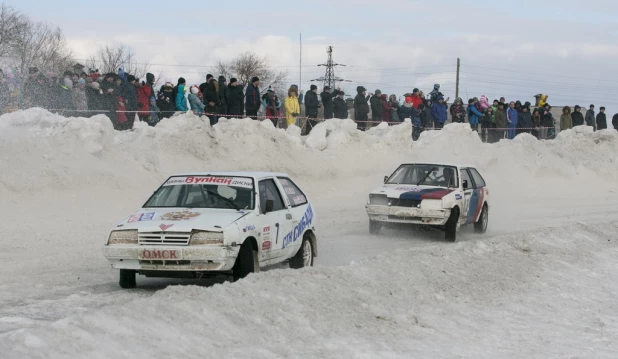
[[103, 172, 317, 288], [366, 163, 489, 241]]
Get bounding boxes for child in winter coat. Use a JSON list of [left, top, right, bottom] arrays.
[[148, 96, 160, 126], [285, 86, 301, 128], [188, 86, 205, 116], [480, 108, 493, 143], [389, 94, 400, 122], [479, 95, 490, 110], [450, 97, 466, 123], [560, 106, 573, 131]]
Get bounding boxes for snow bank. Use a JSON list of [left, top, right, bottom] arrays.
[[2, 222, 618, 358]]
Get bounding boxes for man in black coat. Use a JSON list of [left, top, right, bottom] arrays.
[[201, 74, 220, 125], [122, 75, 139, 127], [320, 86, 340, 119], [596, 107, 607, 130], [333, 91, 348, 119], [354, 86, 371, 130], [304, 84, 320, 134], [218, 75, 228, 116], [572, 105, 585, 126], [613, 113, 618, 130], [244, 76, 261, 120], [370, 89, 383, 127], [585, 104, 596, 130], [226, 78, 244, 117]]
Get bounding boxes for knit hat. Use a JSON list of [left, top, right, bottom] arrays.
[[218, 75, 226, 82], [590, 104, 595, 108], [324, 86, 331, 91], [191, 86, 199, 94], [90, 82, 100, 90], [574, 105, 581, 110], [63, 77, 73, 88], [206, 74, 213, 80], [229, 78, 238, 84], [357, 86, 366, 93], [338, 91, 345, 96], [310, 84, 317, 90], [127, 75, 136, 82], [375, 89, 382, 95], [413, 88, 419, 93], [178, 77, 186, 84], [78, 78, 86, 86], [405, 96, 413, 103], [251, 76, 259, 83]]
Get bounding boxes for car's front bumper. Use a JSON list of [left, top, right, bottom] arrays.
[[102, 245, 240, 272], [366, 205, 450, 225]]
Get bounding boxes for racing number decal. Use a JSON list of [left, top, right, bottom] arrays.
[[275, 223, 280, 243]]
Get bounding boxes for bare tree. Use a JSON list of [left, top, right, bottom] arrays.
[[209, 51, 288, 94], [87, 44, 150, 79], [12, 19, 73, 75], [0, 3, 29, 60]]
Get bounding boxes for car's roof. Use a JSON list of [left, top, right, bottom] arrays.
[[172, 171, 290, 179], [399, 163, 477, 169]]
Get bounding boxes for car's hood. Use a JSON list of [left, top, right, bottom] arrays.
[[115, 208, 250, 232], [371, 184, 455, 200]]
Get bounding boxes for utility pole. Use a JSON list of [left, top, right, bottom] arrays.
[[299, 33, 302, 89], [455, 58, 460, 99], [311, 46, 351, 89]]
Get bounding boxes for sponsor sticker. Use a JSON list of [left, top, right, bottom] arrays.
[[163, 176, 254, 189], [279, 179, 290, 186], [292, 195, 306, 205], [455, 194, 462, 200], [285, 187, 296, 195], [243, 225, 256, 233], [128, 212, 156, 223], [395, 187, 421, 192], [161, 209, 201, 221], [262, 241, 271, 250], [282, 204, 314, 249]]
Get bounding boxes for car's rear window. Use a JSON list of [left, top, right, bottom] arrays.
[[277, 177, 308, 207]]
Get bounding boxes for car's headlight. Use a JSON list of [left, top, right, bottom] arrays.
[[108, 230, 138, 244], [190, 231, 224, 245], [369, 194, 388, 205], [420, 199, 443, 210]]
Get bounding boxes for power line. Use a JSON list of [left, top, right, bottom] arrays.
[[464, 64, 618, 84]]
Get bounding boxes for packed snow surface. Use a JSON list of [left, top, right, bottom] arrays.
[[1, 109, 618, 358]]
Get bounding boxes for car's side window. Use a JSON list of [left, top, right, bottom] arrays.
[[277, 177, 307, 207], [468, 168, 486, 188], [460, 169, 473, 190], [259, 179, 286, 213]]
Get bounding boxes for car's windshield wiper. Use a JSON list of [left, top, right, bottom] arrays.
[[416, 167, 436, 186], [205, 190, 240, 210]]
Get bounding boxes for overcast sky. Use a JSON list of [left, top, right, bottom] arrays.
[[9, 0, 618, 113]]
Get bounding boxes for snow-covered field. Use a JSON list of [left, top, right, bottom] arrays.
[[1, 109, 618, 358]]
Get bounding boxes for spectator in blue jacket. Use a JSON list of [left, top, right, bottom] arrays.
[[506, 101, 519, 139], [431, 95, 448, 129], [467, 98, 484, 131], [245, 76, 261, 119], [174, 77, 188, 112]]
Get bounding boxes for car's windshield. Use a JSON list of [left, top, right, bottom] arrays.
[[143, 176, 255, 210], [386, 165, 458, 188]]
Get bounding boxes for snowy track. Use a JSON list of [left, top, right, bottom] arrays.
[[1, 110, 618, 358]]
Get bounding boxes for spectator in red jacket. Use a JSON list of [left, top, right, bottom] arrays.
[[409, 88, 423, 110]]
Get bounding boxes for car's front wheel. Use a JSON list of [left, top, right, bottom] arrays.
[[290, 236, 314, 269], [369, 220, 382, 235], [119, 269, 136, 289], [445, 207, 459, 242], [233, 241, 259, 281], [474, 204, 489, 234]]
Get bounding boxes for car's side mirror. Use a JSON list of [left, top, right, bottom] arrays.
[[264, 199, 274, 214], [463, 180, 469, 189], [384, 176, 388, 184]]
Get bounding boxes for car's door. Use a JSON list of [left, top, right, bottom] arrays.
[[459, 168, 475, 224], [276, 177, 312, 259], [467, 168, 487, 223], [258, 178, 293, 261]]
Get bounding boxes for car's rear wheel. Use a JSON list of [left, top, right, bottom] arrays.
[[119, 269, 136, 289], [290, 236, 314, 269], [445, 207, 459, 242], [474, 204, 489, 234], [233, 241, 259, 281], [369, 220, 382, 235]]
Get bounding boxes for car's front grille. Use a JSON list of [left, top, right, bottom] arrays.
[[388, 198, 421, 208], [140, 260, 191, 266], [388, 215, 422, 221], [138, 232, 191, 246]]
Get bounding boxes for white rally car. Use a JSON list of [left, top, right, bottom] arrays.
[[103, 172, 317, 288], [366, 163, 489, 241]]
